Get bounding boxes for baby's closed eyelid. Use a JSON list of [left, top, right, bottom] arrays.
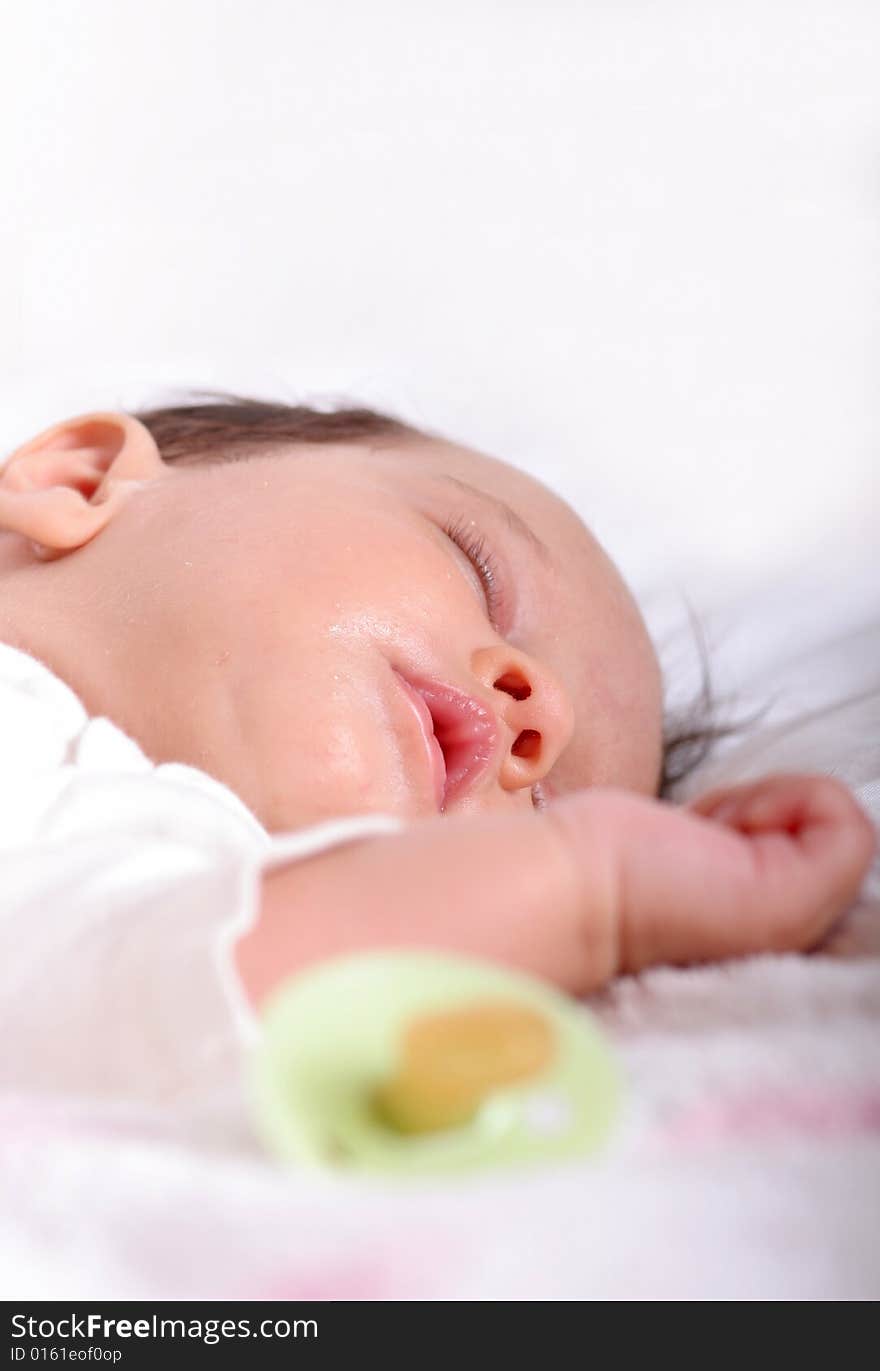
[[441, 513, 511, 633]]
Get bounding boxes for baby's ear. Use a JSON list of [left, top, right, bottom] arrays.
[[0, 412, 166, 559]]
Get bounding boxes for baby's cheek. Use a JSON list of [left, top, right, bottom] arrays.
[[257, 686, 424, 830]]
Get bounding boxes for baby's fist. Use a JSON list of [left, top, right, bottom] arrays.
[[546, 772, 875, 982], [688, 773, 876, 953]]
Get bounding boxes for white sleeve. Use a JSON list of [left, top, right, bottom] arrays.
[[0, 763, 406, 1116], [214, 813, 410, 1049]]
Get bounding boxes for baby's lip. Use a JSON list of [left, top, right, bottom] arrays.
[[392, 670, 447, 811], [392, 668, 499, 811]]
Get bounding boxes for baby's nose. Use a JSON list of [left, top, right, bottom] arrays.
[[471, 645, 575, 797]]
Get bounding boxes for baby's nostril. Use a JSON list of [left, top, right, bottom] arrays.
[[512, 729, 541, 759], [493, 672, 531, 701]]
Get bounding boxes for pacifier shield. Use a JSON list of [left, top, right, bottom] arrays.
[[250, 951, 619, 1177]]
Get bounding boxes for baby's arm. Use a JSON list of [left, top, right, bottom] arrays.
[[236, 775, 876, 1007]]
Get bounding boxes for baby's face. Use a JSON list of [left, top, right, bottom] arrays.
[[94, 435, 663, 831]]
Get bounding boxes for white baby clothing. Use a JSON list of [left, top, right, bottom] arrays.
[[0, 641, 406, 1141]]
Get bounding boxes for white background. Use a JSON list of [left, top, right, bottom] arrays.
[[1, 1, 877, 624]]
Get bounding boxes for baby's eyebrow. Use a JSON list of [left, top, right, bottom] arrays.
[[438, 475, 552, 565]]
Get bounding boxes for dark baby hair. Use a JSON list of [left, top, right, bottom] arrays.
[[134, 390, 412, 464], [133, 389, 735, 800]]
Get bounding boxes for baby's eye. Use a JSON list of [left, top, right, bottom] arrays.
[[442, 516, 509, 631]]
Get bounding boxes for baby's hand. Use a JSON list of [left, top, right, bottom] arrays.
[[239, 774, 875, 1007], [549, 773, 876, 977], [690, 772, 877, 951]]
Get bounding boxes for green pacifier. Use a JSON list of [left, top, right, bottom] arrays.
[[250, 951, 619, 1177]]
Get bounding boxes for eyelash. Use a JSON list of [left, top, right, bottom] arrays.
[[442, 514, 507, 629], [442, 514, 545, 815]]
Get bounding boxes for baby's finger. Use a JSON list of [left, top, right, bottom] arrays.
[[691, 773, 865, 835]]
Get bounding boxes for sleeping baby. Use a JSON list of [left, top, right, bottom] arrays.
[[0, 394, 874, 1118]]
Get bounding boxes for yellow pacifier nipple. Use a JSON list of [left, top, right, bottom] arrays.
[[374, 1001, 556, 1135]]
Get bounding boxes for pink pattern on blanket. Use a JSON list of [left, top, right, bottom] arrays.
[[665, 1086, 880, 1146], [256, 1264, 400, 1300]]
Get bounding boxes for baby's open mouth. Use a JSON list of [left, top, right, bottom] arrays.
[[392, 669, 499, 811]]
